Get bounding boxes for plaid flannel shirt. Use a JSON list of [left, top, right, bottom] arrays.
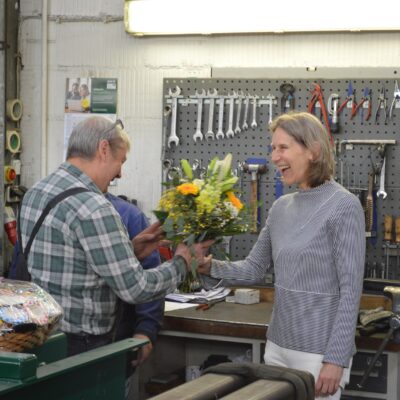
[[19, 162, 184, 335]]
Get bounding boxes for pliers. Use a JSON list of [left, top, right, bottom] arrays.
[[375, 86, 388, 124], [389, 80, 400, 120], [351, 87, 371, 121], [307, 82, 333, 145], [338, 81, 356, 117]]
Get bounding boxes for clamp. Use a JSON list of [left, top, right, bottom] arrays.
[[307, 83, 333, 145], [375, 86, 388, 124], [338, 81, 356, 117], [389, 80, 400, 120]]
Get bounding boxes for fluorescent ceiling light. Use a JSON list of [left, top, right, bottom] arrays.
[[124, 0, 400, 36]]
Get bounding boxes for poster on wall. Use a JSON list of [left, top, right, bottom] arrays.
[[64, 77, 118, 114], [63, 77, 118, 159]]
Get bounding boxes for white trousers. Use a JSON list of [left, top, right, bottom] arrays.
[[264, 340, 352, 400]]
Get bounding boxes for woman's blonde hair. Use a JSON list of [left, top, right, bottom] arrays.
[[269, 112, 335, 188]]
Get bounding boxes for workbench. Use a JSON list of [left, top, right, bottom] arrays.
[[137, 289, 400, 400]]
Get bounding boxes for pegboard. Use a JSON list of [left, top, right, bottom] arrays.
[[162, 77, 400, 281]]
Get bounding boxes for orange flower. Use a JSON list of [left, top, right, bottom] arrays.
[[177, 183, 199, 196], [226, 191, 243, 210]]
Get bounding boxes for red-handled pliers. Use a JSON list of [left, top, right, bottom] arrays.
[[338, 81, 356, 117], [351, 87, 370, 120], [308, 83, 333, 146]]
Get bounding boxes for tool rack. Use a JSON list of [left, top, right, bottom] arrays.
[[162, 77, 400, 281]]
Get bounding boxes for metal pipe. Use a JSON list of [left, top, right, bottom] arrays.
[[41, 0, 48, 178], [338, 139, 396, 154]]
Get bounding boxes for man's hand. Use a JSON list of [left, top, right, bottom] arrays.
[[315, 363, 343, 397], [132, 221, 164, 261], [131, 334, 153, 367], [174, 240, 214, 270]]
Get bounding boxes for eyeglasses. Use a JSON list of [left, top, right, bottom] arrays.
[[102, 119, 124, 136]]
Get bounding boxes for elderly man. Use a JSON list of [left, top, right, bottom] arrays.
[[19, 116, 210, 355]]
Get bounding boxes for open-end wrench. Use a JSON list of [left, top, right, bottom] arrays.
[[377, 156, 387, 199], [251, 95, 258, 129], [193, 89, 206, 142], [216, 97, 225, 140], [266, 94, 276, 125], [226, 91, 236, 138], [234, 91, 244, 135], [206, 88, 218, 141], [242, 95, 250, 131], [168, 86, 181, 148], [161, 105, 172, 160]]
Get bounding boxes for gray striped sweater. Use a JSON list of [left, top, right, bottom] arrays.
[[209, 180, 365, 367]]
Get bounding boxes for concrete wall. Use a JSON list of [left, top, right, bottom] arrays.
[[19, 0, 400, 218]]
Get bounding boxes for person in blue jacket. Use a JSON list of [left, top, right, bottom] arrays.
[[106, 192, 164, 369]]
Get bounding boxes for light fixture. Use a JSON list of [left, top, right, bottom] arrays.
[[124, 0, 400, 36]]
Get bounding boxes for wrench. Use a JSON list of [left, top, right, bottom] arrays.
[[216, 97, 225, 139], [226, 91, 236, 138], [377, 156, 387, 199], [242, 95, 250, 131], [168, 86, 181, 148], [234, 91, 243, 135], [193, 89, 206, 142], [266, 94, 276, 125], [251, 95, 258, 129], [206, 88, 218, 141], [161, 105, 172, 160]]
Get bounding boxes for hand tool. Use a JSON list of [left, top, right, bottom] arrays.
[[338, 81, 356, 116], [161, 105, 172, 160], [327, 93, 340, 133], [353, 87, 372, 122], [364, 88, 372, 121], [168, 86, 181, 148], [374, 86, 388, 124], [242, 95, 250, 131], [226, 91, 236, 138], [307, 83, 333, 145], [279, 83, 295, 113], [193, 89, 206, 142], [206, 88, 218, 141], [162, 158, 173, 185], [216, 97, 225, 139], [234, 91, 244, 135], [389, 80, 400, 120], [243, 158, 268, 233], [251, 96, 258, 129], [376, 155, 387, 199], [384, 214, 393, 279], [266, 94, 276, 125], [365, 171, 374, 232]]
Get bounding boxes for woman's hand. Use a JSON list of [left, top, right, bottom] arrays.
[[315, 363, 343, 397], [197, 254, 213, 275], [174, 240, 214, 270]]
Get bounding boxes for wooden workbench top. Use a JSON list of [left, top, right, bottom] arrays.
[[163, 288, 400, 351]]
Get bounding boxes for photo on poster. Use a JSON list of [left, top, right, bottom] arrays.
[[65, 78, 91, 113]]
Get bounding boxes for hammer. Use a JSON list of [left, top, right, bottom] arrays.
[[243, 158, 268, 233]]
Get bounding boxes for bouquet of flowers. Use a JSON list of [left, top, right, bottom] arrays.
[[154, 154, 251, 291]]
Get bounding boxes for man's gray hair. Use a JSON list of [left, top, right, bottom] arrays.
[[66, 116, 130, 160]]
